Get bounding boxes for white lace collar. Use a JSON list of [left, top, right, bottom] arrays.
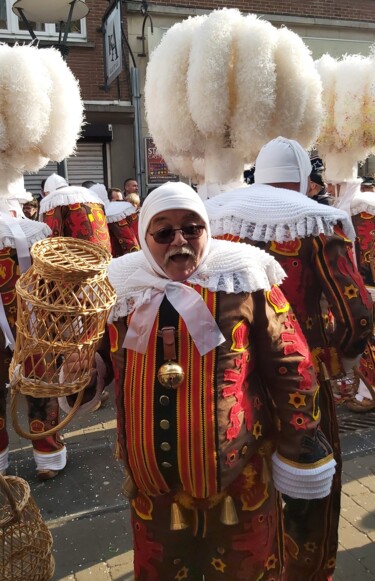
[[40, 186, 104, 214], [0, 215, 51, 250], [105, 201, 137, 224], [108, 238, 285, 321], [206, 184, 355, 242]]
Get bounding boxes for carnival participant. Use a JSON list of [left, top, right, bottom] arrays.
[[342, 181, 375, 412], [88, 183, 140, 258], [106, 181, 336, 581], [40, 179, 111, 253], [0, 180, 67, 480], [205, 137, 373, 580], [40, 180, 113, 410]]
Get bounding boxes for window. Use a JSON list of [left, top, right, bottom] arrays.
[[0, 0, 86, 41]]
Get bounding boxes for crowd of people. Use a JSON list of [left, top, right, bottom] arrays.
[[0, 141, 374, 580]]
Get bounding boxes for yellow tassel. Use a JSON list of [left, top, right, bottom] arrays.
[[220, 495, 239, 526], [122, 472, 137, 499], [170, 502, 189, 530]]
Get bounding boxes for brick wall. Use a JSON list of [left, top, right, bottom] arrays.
[[151, 0, 375, 22], [66, 0, 131, 102]]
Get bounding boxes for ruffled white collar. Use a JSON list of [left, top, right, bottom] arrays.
[[105, 201, 137, 224], [206, 184, 355, 242], [108, 238, 285, 321], [40, 186, 103, 214], [0, 215, 51, 250]]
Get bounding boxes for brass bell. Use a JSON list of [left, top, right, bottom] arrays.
[[220, 495, 239, 526], [170, 502, 189, 530], [157, 361, 185, 389]]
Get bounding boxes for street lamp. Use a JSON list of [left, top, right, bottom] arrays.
[[12, 0, 89, 179]]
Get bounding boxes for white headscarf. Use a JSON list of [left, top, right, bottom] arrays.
[[254, 136, 312, 196], [138, 181, 212, 278], [122, 182, 224, 355], [43, 173, 68, 195]]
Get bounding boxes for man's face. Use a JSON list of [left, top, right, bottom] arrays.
[[361, 184, 375, 193], [111, 191, 123, 201], [23, 204, 37, 218], [124, 180, 138, 195], [146, 209, 208, 282]]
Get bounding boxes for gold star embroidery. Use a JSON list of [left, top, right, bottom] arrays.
[[175, 566, 189, 580], [252, 421, 262, 440], [288, 393, 306, 409], [344, 284, 359, 299], [265, 554, 278, 570], [211, 557, 226, 573], [304, 542, 317, 552]]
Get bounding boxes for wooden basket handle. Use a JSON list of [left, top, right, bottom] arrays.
[[0, 473, 23, 525], [10, 389, 85, 440]]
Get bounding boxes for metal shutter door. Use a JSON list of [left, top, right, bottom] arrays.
[[24, 143, 105, 195], [67, 143, 104, 186]]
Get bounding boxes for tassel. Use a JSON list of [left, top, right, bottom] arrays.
[[220, 495, 239, 526], [122, 473, 137, 499], [170, 502, 189, 530]]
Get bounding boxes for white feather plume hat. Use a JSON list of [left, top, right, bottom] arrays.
[[0, 44, 83, 202]]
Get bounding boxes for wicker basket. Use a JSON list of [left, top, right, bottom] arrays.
[[0, 474, 55, 581], [10, 237, 116, 439]]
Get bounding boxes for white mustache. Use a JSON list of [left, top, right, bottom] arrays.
[[164, 245, 196, 265]]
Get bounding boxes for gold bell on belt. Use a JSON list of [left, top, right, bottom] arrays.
[[157, 361, 185, 389]]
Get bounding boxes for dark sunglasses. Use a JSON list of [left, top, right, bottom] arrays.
[[149, 224, 206, 244]]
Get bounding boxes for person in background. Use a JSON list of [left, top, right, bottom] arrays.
[[109, 187, 124, 202], [0, 178, 65, 481], [205, 137, 373, 580], [22, 197, 39, 220], [124, 192, 141, 208], [360, 176, 375, 193], [123, 178, 139, 198], [308, 156, 334, 206], [106, 181, 336, 581], [81, 180, 96, 189]]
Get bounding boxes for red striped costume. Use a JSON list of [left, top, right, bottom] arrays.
[[109, 281, 335, 581]]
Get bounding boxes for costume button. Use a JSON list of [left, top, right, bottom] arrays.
[[160, 419, 170, 430], [160, 442, 171, 452], [161, 461, 172, 468], [159, 395, 170, 406]]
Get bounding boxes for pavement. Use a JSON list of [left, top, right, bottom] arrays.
[[5, 390, 375, 581]]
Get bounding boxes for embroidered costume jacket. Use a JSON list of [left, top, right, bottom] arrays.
[[42, 202, 111, 253], [109, 285, 333, 500], [254, 226, 373, 379], [108, 212, 140, 258]]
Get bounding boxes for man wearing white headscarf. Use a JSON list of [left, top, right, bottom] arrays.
[[205, 137, 373, 581], [107, 181, 336, 581]]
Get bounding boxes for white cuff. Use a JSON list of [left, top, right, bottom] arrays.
[[365, 286, 375, 302], [33, 446, 67, 471], [272, 452, 336, 499], [341, 355, 362, 374]]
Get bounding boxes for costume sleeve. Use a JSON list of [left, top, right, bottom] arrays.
[[312, 227, 373, 360], [251, 287, 336, 499], [108, 219, 140, 258], [42, 207, 64, 237], [108, 318, 128, 459]]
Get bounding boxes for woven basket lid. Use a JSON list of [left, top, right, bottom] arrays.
[[30, 237, 112, 280]]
